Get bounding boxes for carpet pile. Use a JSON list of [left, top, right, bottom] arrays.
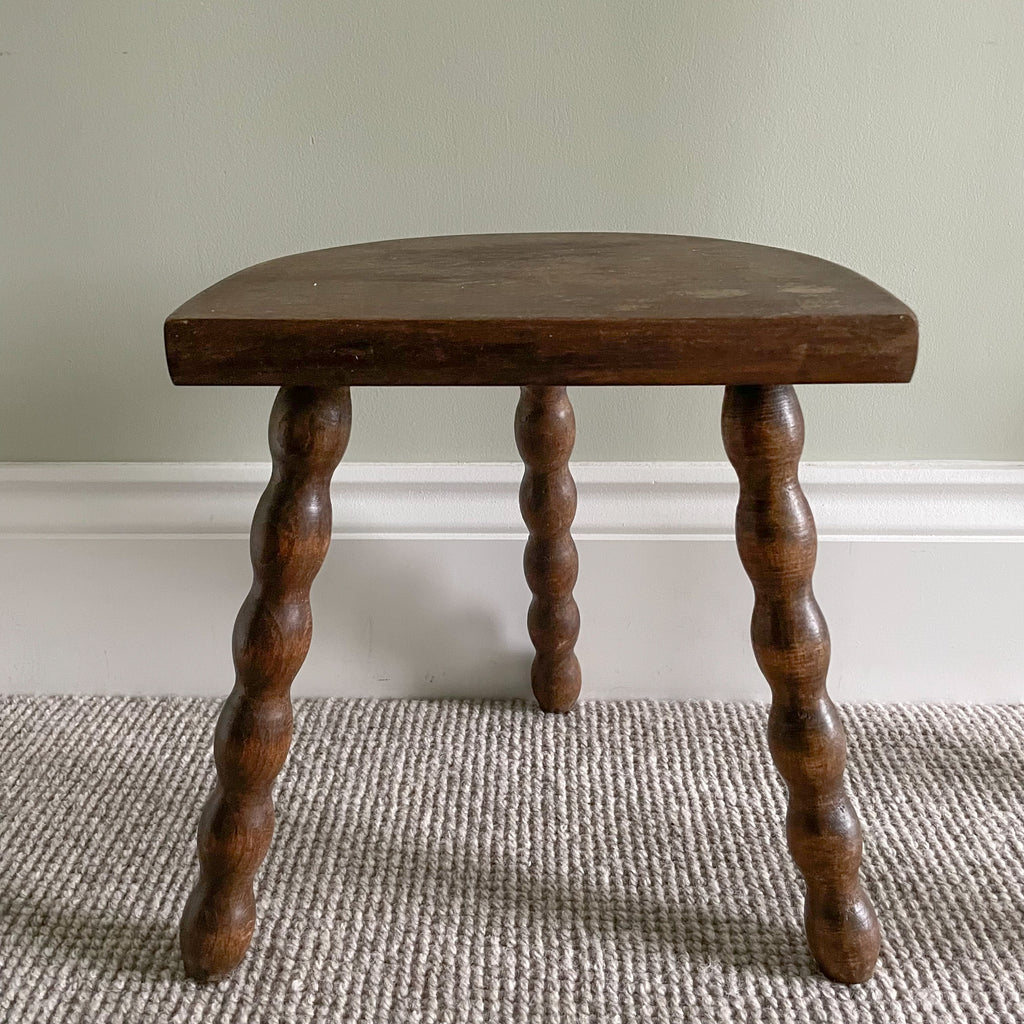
[[1, 696, 1022, 1022]]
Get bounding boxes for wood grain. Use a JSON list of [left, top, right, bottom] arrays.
[[165, 231, 916, 985], [515, 386, 581, 713], [165, 233, 917, 386], [179, 385, 350, 981], [722, 384, 880, 985]]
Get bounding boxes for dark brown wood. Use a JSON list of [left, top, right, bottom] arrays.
[[179, 385, 350, 981], [165, 232, 916, 986], [165, 233, 917, 387], [515, 386, 581, 713], [722, 384, 880, 984]]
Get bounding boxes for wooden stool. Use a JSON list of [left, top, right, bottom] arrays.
[[165, 233, 917, 985]]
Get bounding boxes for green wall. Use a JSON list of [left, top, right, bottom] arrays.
[[3, 1, 1021, 461]]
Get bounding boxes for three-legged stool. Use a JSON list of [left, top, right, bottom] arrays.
[[164, 232, 917, 985]]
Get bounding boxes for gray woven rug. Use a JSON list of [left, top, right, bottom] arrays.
[[1, 697, 1022, 1022]]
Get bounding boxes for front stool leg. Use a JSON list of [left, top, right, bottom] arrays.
[[515, 385, 581, 713], [721, 384, 880, 984], [180, 385, 351, 980]]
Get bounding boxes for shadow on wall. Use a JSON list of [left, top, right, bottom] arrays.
[[306, 537, 535, 702]]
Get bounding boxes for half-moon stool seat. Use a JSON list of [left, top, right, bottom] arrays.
[[164, 232, 917, 986]]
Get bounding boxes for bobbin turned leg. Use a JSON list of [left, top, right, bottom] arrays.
[[722, 384, 879, 984], [515, 386, 581, 713], [180, 385, 350, 981]]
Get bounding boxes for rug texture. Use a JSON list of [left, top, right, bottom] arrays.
[[1, 696, 1022, 1023]]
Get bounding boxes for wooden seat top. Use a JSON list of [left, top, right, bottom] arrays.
[[165, 233, 917, 386]]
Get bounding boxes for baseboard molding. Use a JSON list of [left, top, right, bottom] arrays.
[[1, 461, 1022, 702], [2, 460, 1023, 540]]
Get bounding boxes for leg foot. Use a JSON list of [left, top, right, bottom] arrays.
[[515, 386, 581, 713], [722, 384, 880, 984], [180, 385, 351, 980]]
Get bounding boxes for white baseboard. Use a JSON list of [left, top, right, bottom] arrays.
[[3, 460, 1023, 541], [2, 461, 1022, 702]]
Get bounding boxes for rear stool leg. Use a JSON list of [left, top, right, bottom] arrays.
[[180, 385, 350, 980], [515, 385, 581, 713], [721, 384, 880, 984]]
